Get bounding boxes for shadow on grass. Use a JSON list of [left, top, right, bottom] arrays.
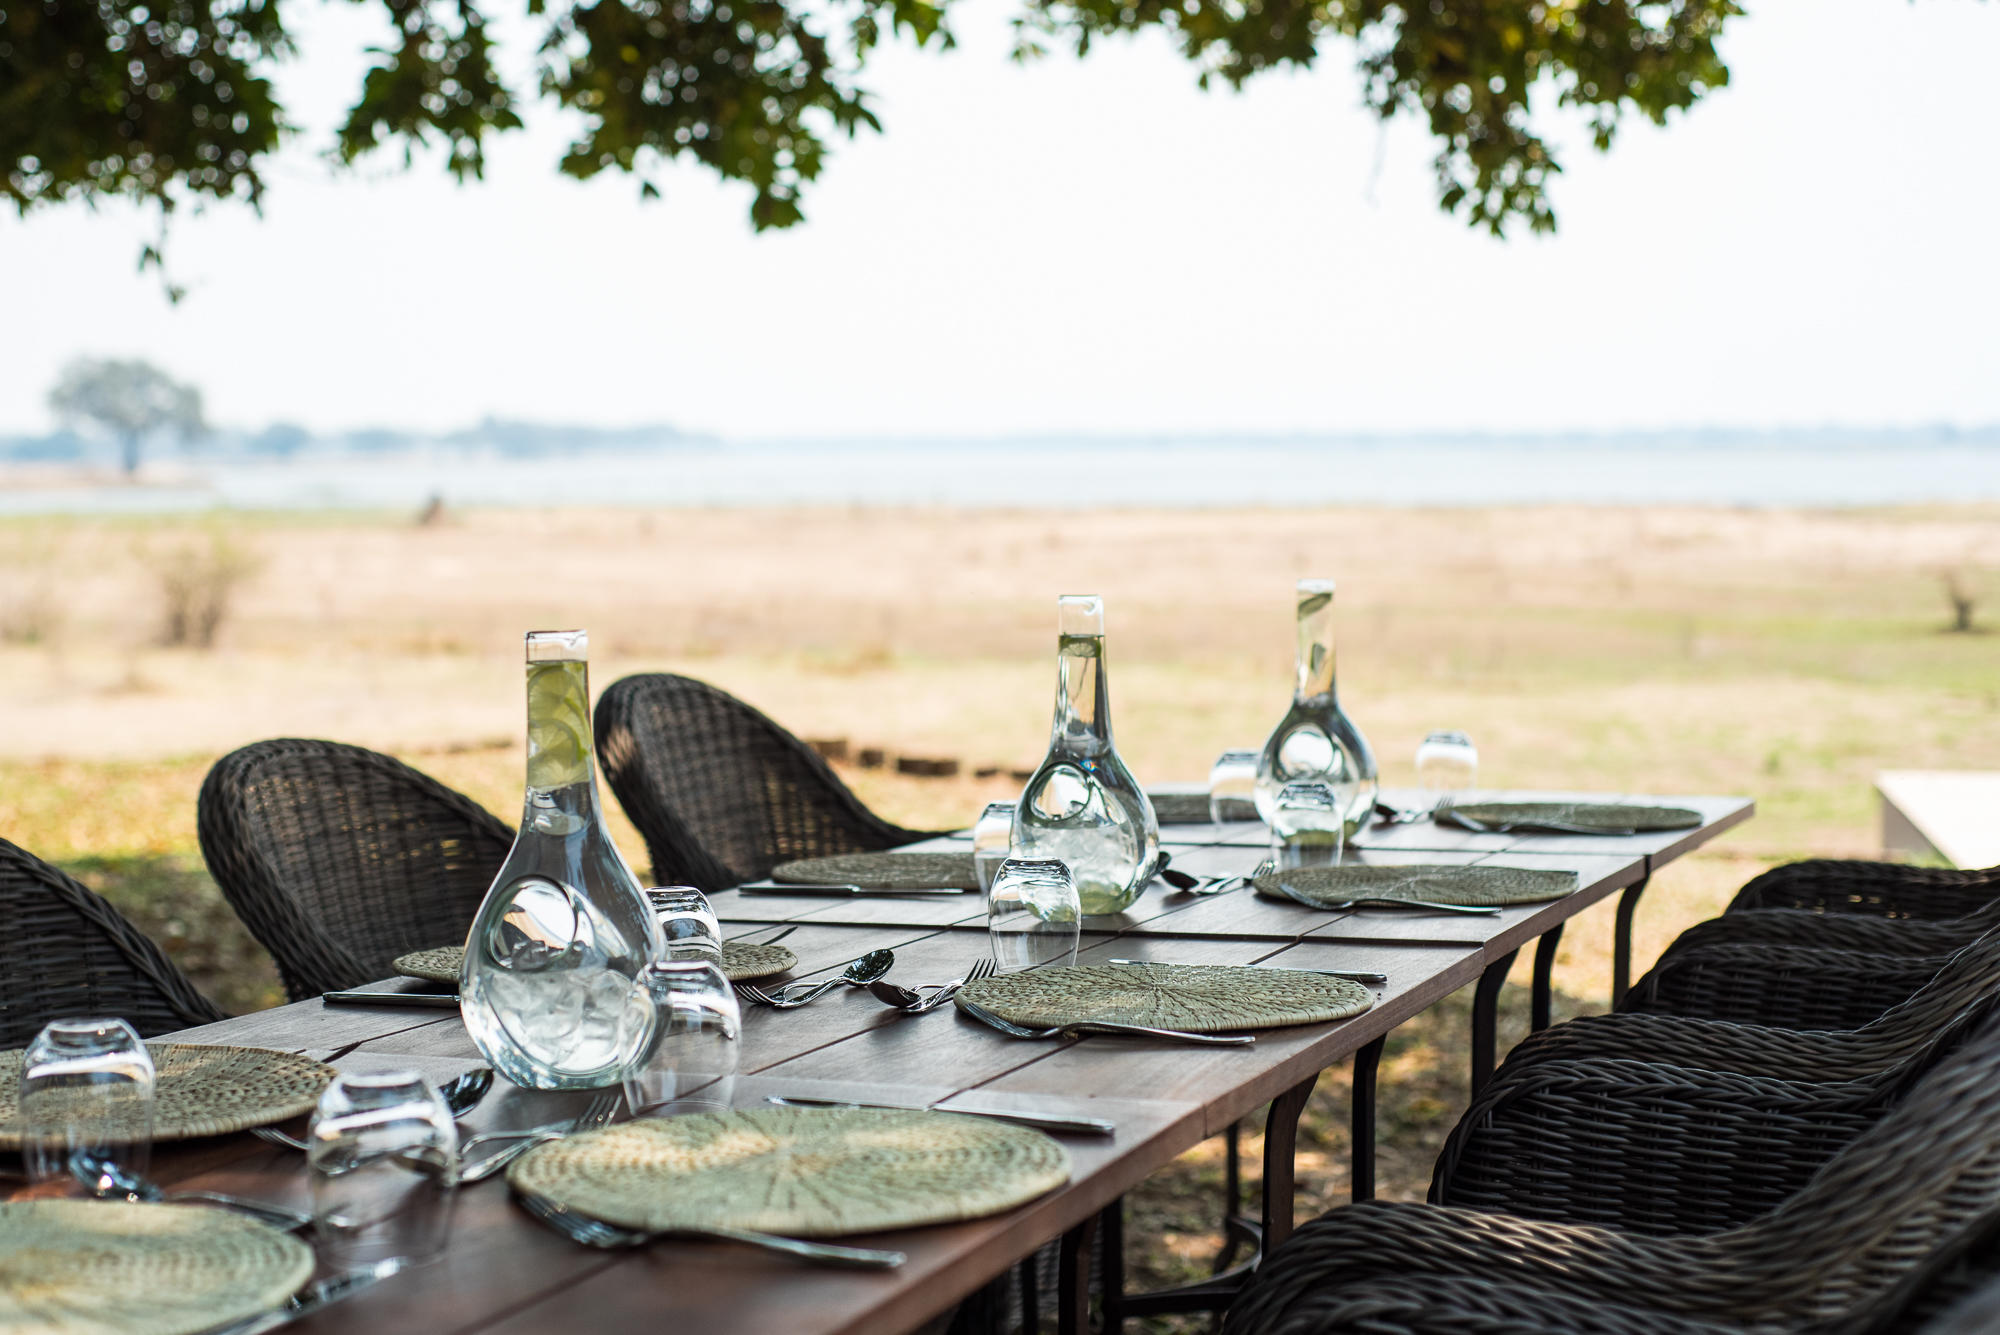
[[1119, 977, 1601, 1334], [60, 852, 284, 1015]]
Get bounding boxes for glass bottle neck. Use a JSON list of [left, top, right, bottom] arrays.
[[522, 659, 603, 837], [1051, 633, 1113, 755], [1294, 593, 1339, 704]]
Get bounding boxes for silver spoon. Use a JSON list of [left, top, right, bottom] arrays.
[[761, 950, 896, 1008], [74, 1155, 315, 1231]]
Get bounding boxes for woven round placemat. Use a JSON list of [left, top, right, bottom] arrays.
[[1441, 802, 1702, 834], [0, 1200, 313, 1335], [1252, 864, 1577, 908], [393, 946, 464, 983], [0, 1045, 332, 1149], [509, 1106, 1069, 1236], [770, 851, 979, 891], [396, 941, 797, 983], [957, 963, 1371, 1033]]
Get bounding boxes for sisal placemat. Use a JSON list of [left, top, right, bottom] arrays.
[[1438, 802, 1702, 835], [509, 1106, 1068, 1237], [0, 1045, 331, 1149], [958, 963, 1371, 1034], [395, 941, 797, 984], [1253, 864, 1577, 908], [0, 1199, 313, 1335], [1145, 793, 1259, 825], [770, 852, 979, 891]]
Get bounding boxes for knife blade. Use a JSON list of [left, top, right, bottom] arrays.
[[737, 884, 976, 897], [322, 990, 461, 1008], [765, 1095, 1115, 1136]]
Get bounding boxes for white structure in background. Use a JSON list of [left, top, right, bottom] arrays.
[[1876, 771, 2000, 869]]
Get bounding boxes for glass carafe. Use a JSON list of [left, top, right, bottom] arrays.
[[1253, 580, 1379, 838], [1013, 595, 1159, 916], [461, 630, 662, 1091]]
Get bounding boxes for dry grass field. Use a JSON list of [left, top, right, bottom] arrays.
[[3, 501, 1998, 1325]]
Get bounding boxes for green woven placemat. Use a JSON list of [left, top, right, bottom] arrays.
[[958, 963, 1371, 1034], [1439, 802, 1702, 835], [510, 1106, 1069, 1236], [0, 1045, 331, 1150], [395, 941, 797, 984], [0, 1200, 314, 1335], [1145, 793, 1259, 825], [1253, 864, 1577, 908], [770, 851, 979, 891]]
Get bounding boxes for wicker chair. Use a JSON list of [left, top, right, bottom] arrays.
[[1224, 1009, 2000, 1335], [1620, 939, 1957, 1029], [0, 838, 225, 1046], [197, 739, 514, 1000], [594, 672, 944, 892], [1727, 858, 2000, 921]]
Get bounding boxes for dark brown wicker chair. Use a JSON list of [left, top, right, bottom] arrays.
[[1621, 939, 1956, 1029], [1727, 858, 2000, 921], [594, 672, 944, 892], [1656, 904, 1988, 961], [197, 739, 514, 1000], [0, 838, 226, 1046], [1224, 1009, 2000, 1335]]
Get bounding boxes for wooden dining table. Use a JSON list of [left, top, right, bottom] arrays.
[[124, 787, 1750, 1335]]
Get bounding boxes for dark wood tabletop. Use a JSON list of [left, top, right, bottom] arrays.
[[126, 787, 1750, 1335]]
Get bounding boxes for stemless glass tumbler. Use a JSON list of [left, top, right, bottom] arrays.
[[971, 802, 1017, 893], [20, 1017, 155, 1186], [987, 858, 1081, 974], [1207, 750, 1262, 824], [309, 1071, 459, 1273], [621, 961, 741, 1118], [1416, 731, 1479, 798], [1269, 781, 1350, 871], [647, 886, 724, 965]]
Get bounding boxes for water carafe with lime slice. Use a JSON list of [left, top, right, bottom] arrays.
[[1254, 579, 1379, 838], [1013, 595, 1159, 916], [461, 630, 661, 1090]]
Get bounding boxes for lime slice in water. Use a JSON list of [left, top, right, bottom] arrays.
[[525, 662, 591, 789]]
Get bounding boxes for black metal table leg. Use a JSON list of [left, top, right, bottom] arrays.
[[1019, 1250, 1041, 1335], [1470, 949, 1520, 1097], [1100, 1071, 1323, 1322], [1058, 1217, 1094, 1335], [1531, 924, 1565, 1032], [1612, 874, 1652, 1005], [1350, 1035, 1385, 1202]]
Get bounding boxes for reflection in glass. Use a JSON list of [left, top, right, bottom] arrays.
[[988, 858, 1081, 974]]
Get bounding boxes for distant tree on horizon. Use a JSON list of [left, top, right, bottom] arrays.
[[2, 0, 1738, 288], [47, 358, 206, 476]]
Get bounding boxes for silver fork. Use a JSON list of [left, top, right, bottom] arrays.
[[457, 1091, 622, 1184], [957, 997, 1255, 1046], [514, 1191, 906, 1268], [1188, 856, 1273, 897], [915, 957, 996, 1013]]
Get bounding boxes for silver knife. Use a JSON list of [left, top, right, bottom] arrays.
[[322, 990, 460, 1008], [765, 1095, 1114, 1136], [204, 1263, 400, 1335], [738, 884, 976, 896]]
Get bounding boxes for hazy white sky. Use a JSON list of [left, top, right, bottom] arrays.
[[1, 0, 1995, 439]]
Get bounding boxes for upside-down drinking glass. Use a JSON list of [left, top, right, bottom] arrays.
[[1207, 749, 1262, 824], [987, 858, 1081, 974], [647, 886, 724, 965], [309, 1071, 459, 1273], [20, 1018, 155, 1187], [620, 961, 741, 1117], [972, 802, 1017, 893], [1269, 781, 1349, 871], [1415, 731, 1478, 799]]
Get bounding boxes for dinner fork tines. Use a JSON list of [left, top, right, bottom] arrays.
[[457, 1090, 621, 1184], [514, 1191, 906, 1268]]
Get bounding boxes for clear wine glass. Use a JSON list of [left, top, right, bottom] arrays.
[[1207, 749, 1262, 824], [309, 1071, 459, 1273], [1269, 780, 1350, 871], [646, 886, 724, 964], [971, 802, 1016, 893], [621, 960, 741, 1117], [20, 1017, 155, 1187], [987, 858, 1080, 974], [1415, 731, 1478, 803]]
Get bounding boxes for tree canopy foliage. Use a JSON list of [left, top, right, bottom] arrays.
[[1, 0, 1740, 253], [48, 357, 206, 473]]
